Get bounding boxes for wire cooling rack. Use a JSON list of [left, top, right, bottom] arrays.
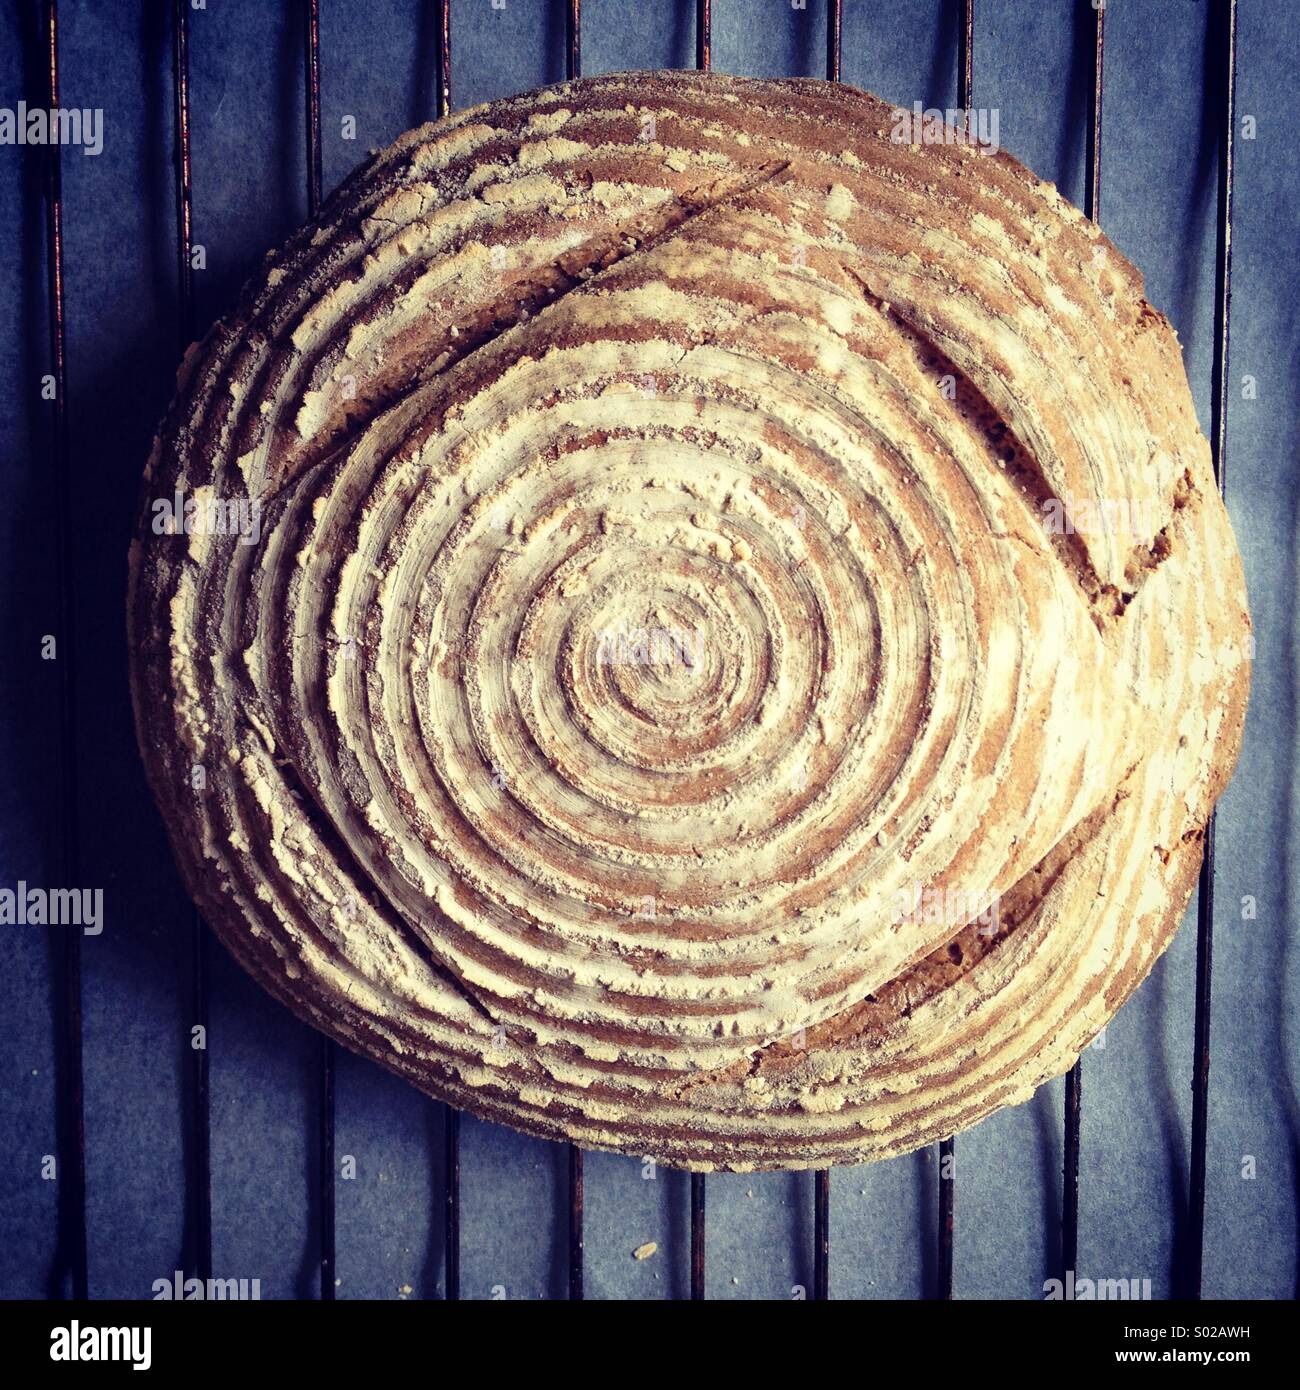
[[34, 0, 1239, 1301]]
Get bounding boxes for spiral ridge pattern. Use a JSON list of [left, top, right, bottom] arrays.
[[129, 73, 1250, 1168]]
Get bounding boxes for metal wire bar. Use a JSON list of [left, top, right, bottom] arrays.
[[1186, 0, 1238, 1302], [318, 1036, 335, 1299], [696, 0, 711, 72], [813, 1170, 830, 1300], [801, 13, 846, 1304], [1061, 1062, 1082, 1281], [958, 0, 973, 115], [170, 0, 213, 1288], [827, 0, 842, 83], [690, 1172, 706, 1299], [304, 0, 323, 218], [559, 0, 586, 1302], [444, 1108, 461, 1299], [187, 924, 211, 1285], [566, 0, 581, 83], [436, 0, 451, 119], [685, 12, 711, 1299], [568, 1144, 584, 1299], [299, 0, 335, 1303], [172, 4, 194, 348], [931, 1, 976, 1297], [1084, 0, 1104, 223], [1060, 0, 1105, 1289], [39, 0, 88, 1304], [938, 1137, 955, 1299], [427, 0, 462, 1304]]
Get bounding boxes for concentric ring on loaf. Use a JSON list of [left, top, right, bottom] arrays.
[[129, 71, 1250, 1170]]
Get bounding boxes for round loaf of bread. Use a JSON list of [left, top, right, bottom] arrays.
[[128, 71, 1250, 1170]]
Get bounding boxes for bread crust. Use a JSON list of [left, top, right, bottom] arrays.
[[128, 72, 1250, 1170]]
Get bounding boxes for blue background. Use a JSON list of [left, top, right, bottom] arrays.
[[1, 0, 1296, 1300]]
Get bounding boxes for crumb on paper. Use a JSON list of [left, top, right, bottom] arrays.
[[632, 1241, 658, 1261]]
